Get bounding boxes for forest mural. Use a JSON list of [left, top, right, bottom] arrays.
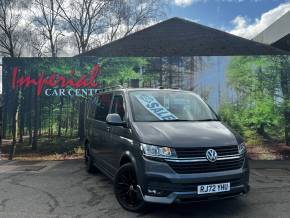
[[1, 56, 290, 160], [219, 56, 290, 159]]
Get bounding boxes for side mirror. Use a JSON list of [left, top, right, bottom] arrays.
[[106, 113, 124, 126]]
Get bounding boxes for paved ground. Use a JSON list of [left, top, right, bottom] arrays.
[[0, 160, 290, 218]]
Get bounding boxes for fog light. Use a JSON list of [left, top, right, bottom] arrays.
[[147, 189, 157, 195], [147, 189, 170, 197]]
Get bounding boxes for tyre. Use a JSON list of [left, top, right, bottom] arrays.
[[114, 163, 147, 212], [85, 145, 98, 173]]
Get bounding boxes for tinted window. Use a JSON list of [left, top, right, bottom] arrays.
[[129, 90, 217, 122], [94, 93, 112, 121], [111, 95, 125, 121]]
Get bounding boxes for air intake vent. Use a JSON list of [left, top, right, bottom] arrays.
[[175, 145, 239, 158], [168, 157, 244, 174]]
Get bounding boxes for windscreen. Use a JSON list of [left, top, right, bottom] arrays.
[[129, 90, 218, 122]]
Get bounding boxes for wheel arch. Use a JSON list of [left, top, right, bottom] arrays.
[[119, 151, 136, 167]]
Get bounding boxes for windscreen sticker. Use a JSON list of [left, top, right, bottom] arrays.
[[135, 94, 178, 120]]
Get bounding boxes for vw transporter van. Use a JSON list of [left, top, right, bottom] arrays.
[[85, 87, 250, 212]]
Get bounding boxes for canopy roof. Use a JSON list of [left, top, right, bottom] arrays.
[[82, 17, 288, 57]]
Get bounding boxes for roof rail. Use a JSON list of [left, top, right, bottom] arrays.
[[98, 85, 124, 93]]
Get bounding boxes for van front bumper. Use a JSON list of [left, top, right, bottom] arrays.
[[141, 183, 249, 204], [139, 156, 250, 204]]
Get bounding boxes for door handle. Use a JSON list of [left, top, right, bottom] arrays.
[[106, 126, 111, 132]]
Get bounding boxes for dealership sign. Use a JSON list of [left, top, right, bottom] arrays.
[[11, 63, 100, 97]]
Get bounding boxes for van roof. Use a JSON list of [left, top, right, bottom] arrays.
[[98, 88, 195, 93], [95, 88, 199, 97]]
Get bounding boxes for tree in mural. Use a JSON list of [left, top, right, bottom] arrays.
[[220, 55, 290, 146]]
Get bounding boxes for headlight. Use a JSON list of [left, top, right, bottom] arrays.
[[238, 142, 246, 154], [140, 143, 177, 158]]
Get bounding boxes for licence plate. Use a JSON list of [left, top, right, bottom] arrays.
[[197, 182, 230, 195]]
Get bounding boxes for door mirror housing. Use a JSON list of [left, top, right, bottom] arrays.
[[106, 113, 125, 126]]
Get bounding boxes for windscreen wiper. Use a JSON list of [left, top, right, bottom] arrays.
[[151, 119, 190, 122], [194, 119, 220, 122]]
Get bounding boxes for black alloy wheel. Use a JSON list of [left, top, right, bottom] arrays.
[[114, 163, 147, 212]]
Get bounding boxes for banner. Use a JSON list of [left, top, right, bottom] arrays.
[[1, 56, 290, 160]]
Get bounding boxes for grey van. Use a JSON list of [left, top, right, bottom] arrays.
[[85, 88, 250, 212]]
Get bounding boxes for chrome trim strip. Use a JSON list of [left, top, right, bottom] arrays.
[[217, 155, 242, 161], [165, 158, 208, 163], [164, 154, 242, 163]]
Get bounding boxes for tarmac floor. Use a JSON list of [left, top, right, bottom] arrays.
[[0, 160, 290, 218]]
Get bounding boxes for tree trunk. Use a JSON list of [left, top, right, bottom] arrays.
[[78, 57, 86, 142], [58, 96, 64, 137], [32, 91, 38, 150], [9, 110, 17, 160], [283, 109, 290, 146], [28, 88, 33, 145], [48, 97, 52, 137], [70, 98, 75, 137], [50, 99, 54, 136], [280, 58, 290, 146], [78, 100, 85, 142], [257, 124, 265, 136], [9, 92, 19, 160], [2, 101, 7, 139], [65, 98, 69, 136], [38, 97, 42, 137], [19, 91, 25, 143]]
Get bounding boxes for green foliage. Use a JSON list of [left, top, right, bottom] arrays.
[[220, 55, 290, 145], [117, 66, 141, 85], [219, 103, 243, 133], [98, 57, 149, 86], [242, 98, 279, 129]]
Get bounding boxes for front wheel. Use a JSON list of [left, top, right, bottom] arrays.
[[114, 163, 147, 212]]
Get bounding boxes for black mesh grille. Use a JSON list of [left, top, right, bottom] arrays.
[[168, 157, 244, 174], [175, 145, 239, 158]]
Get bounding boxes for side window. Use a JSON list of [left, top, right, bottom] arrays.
[[111, 95, 125, 121], [95, 93, 112, 121]]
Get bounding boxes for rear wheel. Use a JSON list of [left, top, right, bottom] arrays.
[[85, 145, 98, 173], [114, 163, 147, 212]]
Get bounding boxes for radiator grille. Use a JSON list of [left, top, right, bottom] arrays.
[[168, 157, 244, 174], [175, 145, 239, 158]]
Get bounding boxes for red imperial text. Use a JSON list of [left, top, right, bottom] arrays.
[[12, 64, 100, 96]]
